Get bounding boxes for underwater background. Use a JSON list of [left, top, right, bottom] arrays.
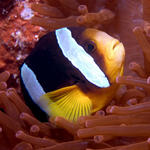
[[0, 0, 150, 150]]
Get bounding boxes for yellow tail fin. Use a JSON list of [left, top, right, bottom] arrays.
[[38, 85, 92, 122]]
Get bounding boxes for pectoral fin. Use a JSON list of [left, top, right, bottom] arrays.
[[38, 85, 92, 121]]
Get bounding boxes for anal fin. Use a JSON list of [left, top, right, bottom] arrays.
[[38, 85, 92, 122]]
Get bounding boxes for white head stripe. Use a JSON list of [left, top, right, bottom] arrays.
[[56, 28, 110, 88]]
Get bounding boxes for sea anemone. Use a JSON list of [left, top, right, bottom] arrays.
[[0, 0, 150, 150], [30, 0, 115, 31]]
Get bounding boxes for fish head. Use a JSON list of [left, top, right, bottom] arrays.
[[81, 28, 125, 83]]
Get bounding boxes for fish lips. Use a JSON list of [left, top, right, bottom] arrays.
[[107, 39, 125, 64], [113, 42, 125, 64]]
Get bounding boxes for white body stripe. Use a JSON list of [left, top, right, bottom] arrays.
[[21, 63, 46, 104], [56, 28, 110, 88]]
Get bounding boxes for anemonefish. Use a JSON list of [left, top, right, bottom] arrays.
[[20, 27, 125, 122]]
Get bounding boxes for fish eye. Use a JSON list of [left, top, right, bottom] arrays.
[[85, 41, 96, 53]]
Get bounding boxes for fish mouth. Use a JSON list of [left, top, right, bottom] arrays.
[[106, 39, 124, 61], [112, 41, 125, 63], [112, 40, 121, 51]]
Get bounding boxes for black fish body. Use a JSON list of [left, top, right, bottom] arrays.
[[20, 30, 91, 121]]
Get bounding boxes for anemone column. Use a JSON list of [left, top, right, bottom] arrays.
[[142, 0, 150, 22]]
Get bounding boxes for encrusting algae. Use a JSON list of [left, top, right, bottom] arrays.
[[1, 0, 150, 150]]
